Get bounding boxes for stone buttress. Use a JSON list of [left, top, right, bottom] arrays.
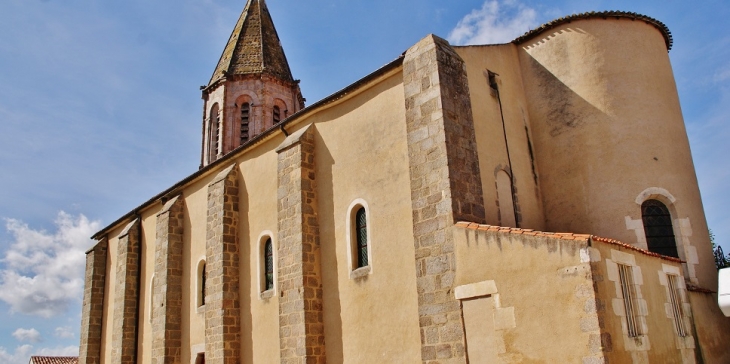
[[79, 238, 108, 364], [111, 219, 141, 364], [275, 125, 326, 364], [403, 35, 486, 363], [205, 165, 241, 364], [152, 195, 185, 364]]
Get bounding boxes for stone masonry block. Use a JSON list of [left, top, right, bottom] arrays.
[[404, 34, 485, 364], [79, 239, 108, 364]]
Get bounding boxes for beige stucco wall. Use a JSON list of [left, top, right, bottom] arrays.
[[590, 242, 695, 363], [687, 291, 730, 363], [96, 69, 422, 363], [517, 18, 715, 289], [455, 44, 545, 231], [306, 71, 422, 363], [454, 227, 598, 362], [99, 227, 121, 364]]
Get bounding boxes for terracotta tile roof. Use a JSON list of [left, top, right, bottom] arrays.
[[29, 357, 78, 364], [208, 0, 294, 86], [512, 11, 673, 51], [687, 285, 716, 294], [455, 222, 683, 263]]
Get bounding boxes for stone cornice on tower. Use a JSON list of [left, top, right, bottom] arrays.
[[208, 0, 295, 87]]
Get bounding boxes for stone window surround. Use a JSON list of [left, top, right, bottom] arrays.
[[606, 249, 651, 358], [148, 273, 155, 323], [345, 198, 373, 279], [625, 187, 699, 284], [658, 264, 696, 353], [195, 256, 206, 314], [256, 230, 277, 299], [207, 103, 221, 163], [190, 343, 205, 364]]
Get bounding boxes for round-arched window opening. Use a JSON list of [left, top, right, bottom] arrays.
[[641, 199, 678, 258]]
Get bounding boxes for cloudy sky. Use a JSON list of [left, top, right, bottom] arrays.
[[0, 0, 727, 361]]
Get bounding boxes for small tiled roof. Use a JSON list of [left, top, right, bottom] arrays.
[[512, 11, 673, 51], [29, 357, 78, 364], [455, 222, 683, 263], [208, 0, 294, 86]]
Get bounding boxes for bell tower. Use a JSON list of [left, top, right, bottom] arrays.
[[200, 0, 304, 168]]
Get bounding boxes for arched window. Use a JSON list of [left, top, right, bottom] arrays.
[[355, 207, 368, 268], [273, 105, 281, 124], [264, 238, 274, 291], [208, 104, 220, 162], [197, 260, 206, 307], [642, 199, 678, 258], [240, 102, 250, 144]]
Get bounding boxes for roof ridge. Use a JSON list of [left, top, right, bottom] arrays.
[[511, 10, 673, 51]]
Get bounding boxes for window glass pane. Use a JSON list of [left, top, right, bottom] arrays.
[[641, 199, 678, 258], [355, 207, 368, 268], [265, 238, 274, 290]]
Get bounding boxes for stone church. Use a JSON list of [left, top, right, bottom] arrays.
[[78, 0, 730, 363]]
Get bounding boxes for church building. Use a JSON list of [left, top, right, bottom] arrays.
[[78, 1, 730, 363]]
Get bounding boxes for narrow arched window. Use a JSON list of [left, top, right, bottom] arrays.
[[355, 207, 368, 268], [264, 238, 274, 291], [208, 104, 220, 162], [240, 103, 250, 144], [197, 260, 206, 307], [273, 105, 281, 124], [642, 199, 678, 258]]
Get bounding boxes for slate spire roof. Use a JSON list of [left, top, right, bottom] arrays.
[[208, 0, 295, 86]]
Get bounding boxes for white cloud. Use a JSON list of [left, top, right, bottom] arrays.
[[11, 329, 41, 343], [0, 345, 32, 364], [448, 0, 538, 46], [0, 344, 78, 364], [0, 212, 101, 318], [53, 327, 74, 340], [714, 65, 730, 83]]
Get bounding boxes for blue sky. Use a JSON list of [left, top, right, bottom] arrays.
[[0, 0, 727, 361]]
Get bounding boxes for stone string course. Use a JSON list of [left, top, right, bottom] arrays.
[[111, 220, 141, 364], [205, 165, 241, 364], [276, 126, 326, 364], [79, 239, 108, 364], [403, 34, 486, 364], [152, 196, 185, 364]]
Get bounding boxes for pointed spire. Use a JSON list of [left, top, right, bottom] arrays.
[[209, 0, 295, 86]]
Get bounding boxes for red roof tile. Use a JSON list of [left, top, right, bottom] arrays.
[[455, 222, 683, 263], [29, 357, 78, 364]]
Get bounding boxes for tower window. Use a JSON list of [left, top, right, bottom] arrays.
[[208, 104, 220, 162], [355, 207, 368, 268], [240, 102, 250, 144], [264, 238, 274, 291], [641, 199, 678, 258], [273, 105, 281, 124]]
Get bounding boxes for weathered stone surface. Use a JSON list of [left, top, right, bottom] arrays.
[[79, 238, 108, 364], [152, 195, 185, 364], [111, 219, 141, 364], [403, 34, 486, 363], [205, 166, 241, 364], [276, 125, 326, 364]]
